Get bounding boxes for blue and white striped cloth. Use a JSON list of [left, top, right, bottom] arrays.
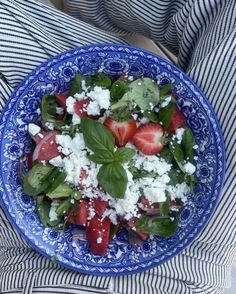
[[0, 0, 235, 293]]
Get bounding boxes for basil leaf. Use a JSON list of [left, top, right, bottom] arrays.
[[97, 162, 128, 198], [41, 94, 57, 123], [56, 199, 71, 216], [71, 190, 82, 200], [111, 80, 130, 101], [159, 83, 174, 97], [136, 215, 178, 237], [142, 110, 159, 123], [111, 78, 160, 111], [182, 127, 195, 163], [168, 169, 185, 185], [159, 147, 174, 163], [80, 118, 115, 153], [37, 196, 50, 226], [23, 164, 54, 196], [169, 140, 185, 172], [129, 166, 156, 179], [160, 199, 170, 216], [69, 74, 85, 96], [88, 150, 114, 164], [89, 72, 112, 88], [158, 102, 176, 130], [114, 147, 136, 163]]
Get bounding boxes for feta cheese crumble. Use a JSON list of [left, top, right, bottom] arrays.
[[28, 123, 41, 136], [49, 200, 60, 222], [184, 162, 196, 175]]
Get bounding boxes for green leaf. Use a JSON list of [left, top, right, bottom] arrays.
[[129, 166, 156, 179], [97, 162, 128, 198], [110, 80, 130, 101], [114, 147, 136, 163], [89, 72, 112, 88], [71, 190, 82, 200], [159, 147, 174, 163], [136, 215, 178, 237], [169, 140, 185, 172], [80, 118, 115, 153], [47, 183, 72, 199], [69, 74, 86, 96], [88, 150, 114, 164], [37, 196, 50, 226], [142, 110, 159, 123], [160, 199, 170, 216], [41, 94, 57, 123], [56, 199, 71, 216], [159, 83, 174, 97], [168, 169, 185, 185], [111, 78, 160, 111], [182, 127, 195, 163], [47, 169, 67, 192], [23, 164, 54, 196], [158, 102, 176, 130]]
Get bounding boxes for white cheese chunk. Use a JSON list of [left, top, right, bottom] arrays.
[[28, 123, 41, 136]]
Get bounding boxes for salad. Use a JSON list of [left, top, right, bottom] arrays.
[[23, 72, 196, 256]]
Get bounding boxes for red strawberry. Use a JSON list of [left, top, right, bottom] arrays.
[[104, 118, 137, 147], [132, 123, 164, 155], [168, 107, 186, 133]]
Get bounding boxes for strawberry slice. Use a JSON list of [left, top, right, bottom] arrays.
[[67, 199, 89, 226], [86, 215, 111, 256], [55, 93, 68, 110], [168, 107, 186, 134], [132, 123, 164, 155], [32, 131, 60, 162], [104, 118, 137, 147], [91, 197, 108, 218]]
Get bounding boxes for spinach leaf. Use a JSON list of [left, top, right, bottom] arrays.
[[182, 126, 195, 163], [136, 215, 178, 237], [129, 166, 156, 179], [160, 199, 170, 216], [159, 83, 174, 97], [111, 78, 160, 111], [89, 72, 112, 88], [71, 190, 82, 200], [80, 117, 115, 153], [41, 94, 57, 123], [47, 183, 72, 199], [158, 102, 176, 130], [114, 147, 136, 163], [23, 164, 54, 196], [169, 140, 185, 172], [97, 162, 128, 198], [142, 110, 159, 123], [159, 147, 174, 163], [110, 80, 130, 101], [168, 169, 185, 185], [56, 198, 71, 216], [37, 196, 51, 226], [69, 74, 86, 96]]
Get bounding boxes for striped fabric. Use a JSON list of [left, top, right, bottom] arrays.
[[0, 0, 235, 293]]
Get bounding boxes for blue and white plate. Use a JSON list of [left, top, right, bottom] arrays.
[[0, 44, 225, 276]]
